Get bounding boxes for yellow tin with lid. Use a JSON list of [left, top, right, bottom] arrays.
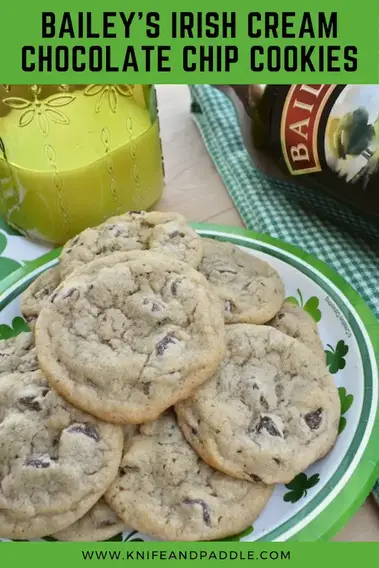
[[0, 84, 164, 245]]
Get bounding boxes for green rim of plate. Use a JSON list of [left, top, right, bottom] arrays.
[[0, 224, 378, 543]]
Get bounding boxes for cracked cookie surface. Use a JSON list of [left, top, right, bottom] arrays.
[[36, 251, 225, 424], [21, 266, 61, 328], [268, 302, 325, 361], [52, 426, 136, 541], [0, 370, 123, 539], [59, 211, 203, 280], [105, 410, 273, 541], [176, 324, 340, 485], [52, 498, 125, 542], [0, 332, 38, 376], [198, 238, 284, 324]]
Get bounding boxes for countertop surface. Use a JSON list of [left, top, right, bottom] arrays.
[[154, 84, 379, 542]]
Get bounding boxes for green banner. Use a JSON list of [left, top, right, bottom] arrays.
[[1, 0, 379, 83], [1, 542, 379, 567]]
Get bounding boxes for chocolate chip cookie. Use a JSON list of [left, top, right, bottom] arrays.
[[268, 302, 325, 361], [21, 266, 61, 329], [52, 498, 125, 542], [59, 211, 203, 280], [198, 238, 285, 324], [0, 370, 123, 539], [176, 324, 340, 485], [36, 251, 225, 424], [0, 332, 38, 376], [105, 410, 273, 541]]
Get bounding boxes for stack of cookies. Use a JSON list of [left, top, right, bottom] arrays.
[[0, 211, 340, 542]]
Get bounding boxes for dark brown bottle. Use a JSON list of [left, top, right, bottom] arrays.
[[219, 84, 379, 239]]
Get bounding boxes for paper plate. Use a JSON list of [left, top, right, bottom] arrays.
[[0, 224, 378, 543]]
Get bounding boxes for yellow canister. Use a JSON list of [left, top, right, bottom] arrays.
[[0, 84, 165, 245]]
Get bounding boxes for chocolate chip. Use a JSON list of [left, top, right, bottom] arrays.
[[99, 519, 116, 527], [183, 499, 211, 526], [218, 270, 238, 275], [143, 299, 162, 312], [170, 279, 180, 296], [277, 313, 285, 320], [155, 335, 177, 356], [25, 457, 51, 468], [256, 416, 281, 437], [39, 287, 51, 299], [41, 388, 49, 397], [248, 474, 262, 483], [304, 408, 323, 430], [252, 383, 259, 390], [50, 291, 58, 303], [260, 396, 269, 411], [68, 424, 100, 442], [143, 382, 151, 395], [18, 396, 41, 411], [119, 465, 140, 476], [191, 427, 198, 436], [106, 224, 124, 238], [275, 384, 283, 398], [224, 300, 236, 314], [168, 230, 181, 238], [62, 288, 78, 300], [273, 458, 281, 465]]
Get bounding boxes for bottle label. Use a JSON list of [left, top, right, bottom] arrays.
[[281, 85, 336, 175], [324, 85, 379, 187], [281, 84, 379, 191]]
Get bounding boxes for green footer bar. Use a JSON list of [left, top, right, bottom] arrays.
[[0, 542, 375, 567]]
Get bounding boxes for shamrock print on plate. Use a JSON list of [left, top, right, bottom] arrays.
[[0, 217, 50, 281], [0, 316, 29, 339], [0, 232, 22, 280], [285, 288, 322, 323], [325, 340, 349, 374], [283, 474, 321, 504], [0, 225, 377, 542], [338, 387, 354, 434]]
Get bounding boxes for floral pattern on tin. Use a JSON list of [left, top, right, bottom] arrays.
[[3, 88, 75, 135], [84, 85, 134, 113]]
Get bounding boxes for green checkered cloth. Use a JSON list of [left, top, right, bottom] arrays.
[[189, 84, 379, 501], [189, 85, 379, 320]]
